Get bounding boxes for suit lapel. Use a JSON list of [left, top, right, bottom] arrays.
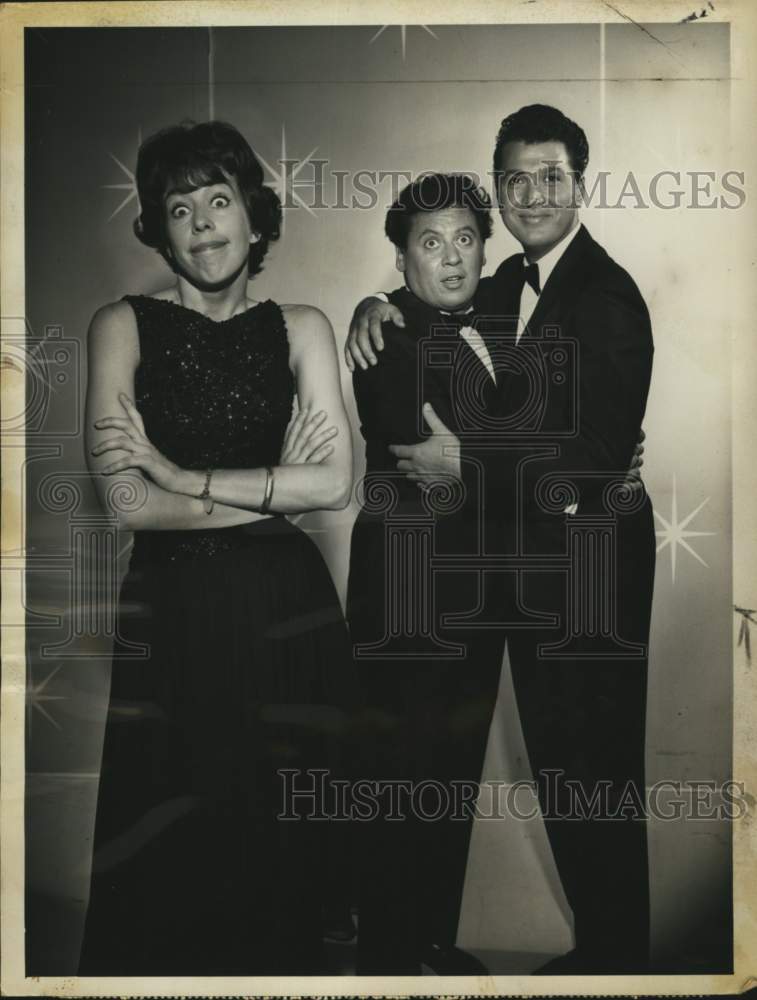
[[474, 257, 522, 397], [477, 255, 523, 334], [519, 224, 593, 340], [480, 226, 595, 409], [392, 288, 495, 427]]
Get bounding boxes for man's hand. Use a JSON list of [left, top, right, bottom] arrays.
[[624, 428, 645, 489], [389, 403, 461, 485], [345, 296, 405, 371]]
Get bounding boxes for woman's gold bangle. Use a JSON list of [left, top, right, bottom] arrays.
[[260, 466, 275, 514], [199, 469, 214, 515]]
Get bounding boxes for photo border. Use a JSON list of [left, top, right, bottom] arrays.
[[2, 1, 755, 996]]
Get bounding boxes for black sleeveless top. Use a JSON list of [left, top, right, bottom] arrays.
[[124, 295, 295, 563]]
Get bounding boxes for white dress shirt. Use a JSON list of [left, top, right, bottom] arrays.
[[375, 221, 581, 362], [516, 219, 581, 342], [374, 229, 582, 511], [517, 221, 582, 512], [372, 291, 496, 382]]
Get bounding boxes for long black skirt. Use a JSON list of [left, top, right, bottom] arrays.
[[78, 517, 354, 976]]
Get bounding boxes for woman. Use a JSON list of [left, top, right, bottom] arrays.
[[347, 174, 503, 975], [79, 120, 353, 975]]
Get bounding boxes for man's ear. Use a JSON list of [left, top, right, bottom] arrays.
[[395, 246, 406, 274], [573, 173, 585, 209]]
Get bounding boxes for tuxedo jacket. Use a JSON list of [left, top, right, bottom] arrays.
[[347, 286, 502, 641], [465, 224, 654, 546], [351, 285, 496, 528]]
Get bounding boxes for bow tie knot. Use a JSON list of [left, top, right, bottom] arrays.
[[523, 260, 541, 295]]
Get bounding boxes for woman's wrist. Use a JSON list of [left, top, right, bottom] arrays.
[[259, 466, 275, 513], [173, 466, 280, 513], [174, 468, 207, 498]]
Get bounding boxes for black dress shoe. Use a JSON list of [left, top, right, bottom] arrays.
[[533, 948, 649, 975], [420, 944, 489, 975]]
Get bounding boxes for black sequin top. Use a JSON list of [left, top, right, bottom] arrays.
[[124, 295, 295, 563], [129, 296, 294, 470]]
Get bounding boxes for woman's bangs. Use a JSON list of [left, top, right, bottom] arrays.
[[163, 157, 229, 198]]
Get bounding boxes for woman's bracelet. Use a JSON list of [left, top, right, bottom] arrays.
[[260, 466, 275, 514], [195, 467, 277, 516], [198, 469, 214, 515]]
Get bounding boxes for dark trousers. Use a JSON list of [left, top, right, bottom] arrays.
[[354, 638, 502, 973], [506, 497, 655, 970], [348, 512, 503, 973]]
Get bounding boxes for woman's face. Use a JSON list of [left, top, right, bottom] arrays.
[[396, 207, 485, 312], [163, 173, 257, 287]]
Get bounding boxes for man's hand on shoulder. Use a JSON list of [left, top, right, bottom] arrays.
[[345, 296, 405, 371]]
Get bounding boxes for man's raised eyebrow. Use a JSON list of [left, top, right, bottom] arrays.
[[416, 224, 477, 238]]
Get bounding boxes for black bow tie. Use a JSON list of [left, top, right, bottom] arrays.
[[523, 259, 541, 295], [398, 286, 474, 332]]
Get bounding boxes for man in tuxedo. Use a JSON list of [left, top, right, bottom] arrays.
[[346, 104, 655, 974], [347, 174, 506, 975]]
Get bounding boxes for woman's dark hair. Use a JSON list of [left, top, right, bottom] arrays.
[[133, 120, 281, 277], [492, 104, 589, 179], [385, 173, 493, 249]]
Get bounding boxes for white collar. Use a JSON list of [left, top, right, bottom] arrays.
[[525, 219, 581, 291], [440, 305, 474, 316]]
